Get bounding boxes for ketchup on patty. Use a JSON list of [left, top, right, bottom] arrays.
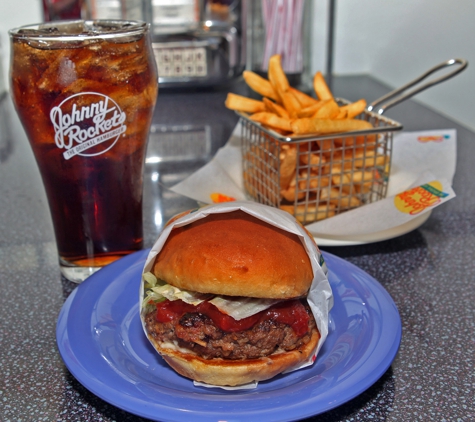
[[154, 298, 310, 336]]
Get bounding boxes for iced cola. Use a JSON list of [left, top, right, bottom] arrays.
[[9, 20, 158, 282]]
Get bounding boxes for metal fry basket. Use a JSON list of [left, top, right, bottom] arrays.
[[238, 58, 467, 225], [239, 101, 402, 224]]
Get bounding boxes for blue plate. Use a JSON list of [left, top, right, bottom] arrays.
[[56, 250, 401, 422]]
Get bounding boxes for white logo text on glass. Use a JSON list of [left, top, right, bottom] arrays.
[[50, 92, 127, 160]]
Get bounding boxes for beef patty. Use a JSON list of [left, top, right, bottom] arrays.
[[143, 301, 317, 360]]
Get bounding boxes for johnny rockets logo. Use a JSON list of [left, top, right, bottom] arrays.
[[50, 92, 127, 160], [394, 181, 449, 215], [417, 134, 450, 143]]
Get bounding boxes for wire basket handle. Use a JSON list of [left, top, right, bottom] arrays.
[[367, 58, 468, 115]]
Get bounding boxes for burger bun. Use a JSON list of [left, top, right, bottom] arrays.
[[152, 210, 313, 299]]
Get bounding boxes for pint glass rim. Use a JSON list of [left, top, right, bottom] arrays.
[[9, 19, 149, 42]]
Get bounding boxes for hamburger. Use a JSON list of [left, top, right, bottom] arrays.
[[140, 204, 331, 387]]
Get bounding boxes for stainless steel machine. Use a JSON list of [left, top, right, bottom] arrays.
[[83, 0, 245, 88], [148, 0, 245, 88]]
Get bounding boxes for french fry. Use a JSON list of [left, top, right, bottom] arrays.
[[312, 99, 340, 119], [280, 203, 336, 223], [319, 187, 340, 202], [333, 195, 362, 209], [335, 108, 348, 119], [353, 150, 374, 168], [289, 87, 319, 108], [299, 151, 324, 165], [297, 100, 327, 118], [313, 71, 333, 100], [263, 97, 289, 118], [298, 172, 331, 189], [225, 93, 266, 113], [243, 70, 279, 101], [318, 187, 361, 208], [291, 118, 373, 135], [340, 99, 367, 118], [353, 134, 378, 155], [351, 169, 375, 183], [317, 138, 336, 153], [268, 54, 290, 94], [250, 112, 292, 133], [279, 90, 301, 118], [353, 150, 388, 168], [354, 182, 373, 194], [281, 183, 305, 201], [280, 143, 291, 154], [330, 167, 352, 184], [334, 134, 378, 156], [279, 146, 297, 189], [328, 166, 354, 193], [272, 127, 294, 135]]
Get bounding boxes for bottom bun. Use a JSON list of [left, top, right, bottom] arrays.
[[147, 328, 320, 386]]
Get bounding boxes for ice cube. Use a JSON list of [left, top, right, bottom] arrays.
[[38, 20, 87, 35]]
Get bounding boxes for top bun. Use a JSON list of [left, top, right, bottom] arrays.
[[152, 210, 313, 299]]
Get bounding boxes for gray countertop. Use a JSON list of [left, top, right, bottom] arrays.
[[0, 75, 474, 421]]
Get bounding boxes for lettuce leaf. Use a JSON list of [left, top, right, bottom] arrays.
[[209, 296, 281, 320], [141, 272, 280, 320]]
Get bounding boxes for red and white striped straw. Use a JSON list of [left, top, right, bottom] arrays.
[[260, 0, 305, 74]]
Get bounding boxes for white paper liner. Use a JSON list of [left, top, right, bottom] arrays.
[[170, 126, 457, 239], [311, 170, 455, 236], [139, 201, 334, 390]]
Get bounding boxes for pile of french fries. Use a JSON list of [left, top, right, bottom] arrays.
[[225, 54, 371, 136], [227, 54, 390, 224]]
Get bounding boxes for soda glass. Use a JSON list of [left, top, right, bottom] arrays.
[[9, 20, 158, 282]]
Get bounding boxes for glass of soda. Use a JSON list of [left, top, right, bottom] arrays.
[[9, 20, 159, 282]]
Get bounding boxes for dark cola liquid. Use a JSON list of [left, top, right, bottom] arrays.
[[10, 23, 158, 268], [38, 142, 145, 266]]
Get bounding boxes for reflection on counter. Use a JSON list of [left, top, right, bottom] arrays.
[[146, 124, 212, 163], [143, 123, 218, 242], [0, 93, 12, 162]]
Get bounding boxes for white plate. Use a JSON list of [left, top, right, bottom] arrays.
[[312, 211, 431, 247]]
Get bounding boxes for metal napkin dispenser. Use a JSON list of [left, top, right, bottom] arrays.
[[149, 0, 245, 88]]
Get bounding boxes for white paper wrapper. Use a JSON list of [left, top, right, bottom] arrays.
[[139, 201, 333, 389], [170, 126, 457, 239]]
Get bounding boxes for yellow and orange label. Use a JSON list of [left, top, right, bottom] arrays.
[[210, 192, 236, 203], [394, 181, 448, 215], [417, 135, 449, 143]]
